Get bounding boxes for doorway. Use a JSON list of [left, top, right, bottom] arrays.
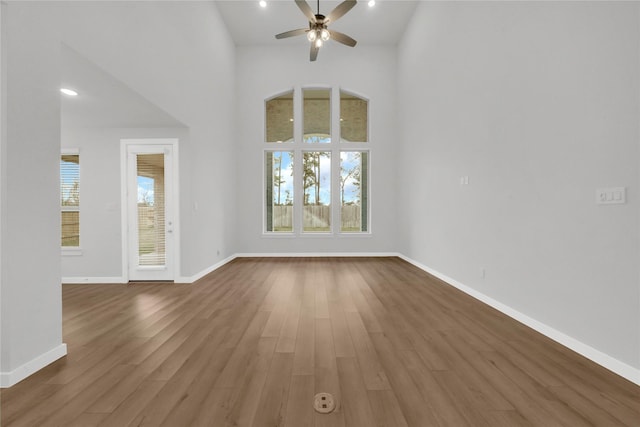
[[122, 139, 179, 281]]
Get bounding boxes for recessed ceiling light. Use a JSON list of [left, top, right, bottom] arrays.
[[60, 88, 78, 96], [368, 0, 376, 7], [259, 0, 267, 7]]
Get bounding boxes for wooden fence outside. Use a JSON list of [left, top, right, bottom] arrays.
[[273, 205, 361, 230]]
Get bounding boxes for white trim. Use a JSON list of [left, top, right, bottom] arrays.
[[61, 247, 83, 256], [120, 138, 180, 283], [62, 276, 125, 284], [176, 254, 238, 284], [236, 252, 398, 258], [398, 254, 640, 386], [0, 344, 67, 388]]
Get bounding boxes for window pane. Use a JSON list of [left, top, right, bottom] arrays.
[[266, 91, 294, 143], [340, 92, 368, 142], [137, 154, 165, 266], [303, 89, 331, 143], [61, 154, 80, 246], [340, 151, 368, 232], [266, 151, 294, 232], [61, 155, 79, 207], [61, 211, 79, 246], [303, 151, 331, 232]]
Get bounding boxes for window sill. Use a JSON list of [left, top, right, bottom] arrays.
[[337, 232, 372, 238], [61, 247, 83, 256], [262, 232, 372, 238]]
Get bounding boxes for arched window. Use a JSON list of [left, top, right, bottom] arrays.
[[265, 87, 369, 234]]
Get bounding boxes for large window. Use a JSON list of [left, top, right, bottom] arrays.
[[266, 151, 294, 232], [61, 152, 80, 247], [265, 87, 369, 234]]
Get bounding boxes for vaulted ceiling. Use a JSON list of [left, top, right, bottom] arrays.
[[61, 1, 418, 129], [216, 0, 419, 46]]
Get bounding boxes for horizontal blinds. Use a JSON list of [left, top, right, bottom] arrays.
[[136, 154, 166, 266], [61, 154, 80, 246]]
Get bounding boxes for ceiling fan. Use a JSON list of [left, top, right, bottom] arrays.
[[275, 0, 358, 62]]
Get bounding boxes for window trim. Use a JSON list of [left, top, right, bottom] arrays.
[[265, 89, 295, 144], [339, 88, 370, 144], [263, 85, 371, 236], [61, 148, 82, 255]]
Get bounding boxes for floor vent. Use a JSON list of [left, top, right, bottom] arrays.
[[313, 392, 336, 414]]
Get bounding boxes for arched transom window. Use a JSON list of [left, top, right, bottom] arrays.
[[265, 87, 369, 234]]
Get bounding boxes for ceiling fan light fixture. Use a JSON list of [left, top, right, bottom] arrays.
[[259, 0, 267, 7], [307, 30, 317, 42], [368, 0, 375, 7], [275, 0, 358, 61]]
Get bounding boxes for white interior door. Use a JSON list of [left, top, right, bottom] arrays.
[[125, 143, 176, 281]]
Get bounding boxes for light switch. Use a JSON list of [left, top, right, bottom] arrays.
[[596, 187, 626, 205]]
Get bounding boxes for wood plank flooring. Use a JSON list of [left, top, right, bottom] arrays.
[[2, 257, 639, 426]]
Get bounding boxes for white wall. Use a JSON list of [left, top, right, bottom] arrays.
[[2, 0, 237, 385], [1, 2, 66, 385], [235, 45, 398, 254], [61, 127, 188, 281], [398, 1, 640, 373], [56, 1, 238, 277]]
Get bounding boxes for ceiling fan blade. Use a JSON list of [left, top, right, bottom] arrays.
[[275, 28, 308, 39], [329, 30, 357, 47], [310, 42, 319, 62], [296, 0, 317, 23], [325, 0, 357, 24]]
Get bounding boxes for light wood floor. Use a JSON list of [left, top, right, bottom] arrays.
[[2, 257, 639, 426]]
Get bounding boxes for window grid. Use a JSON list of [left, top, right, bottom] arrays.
[[265, 86, 369, 235]]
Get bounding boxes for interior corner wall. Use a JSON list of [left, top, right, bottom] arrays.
[[53, 1, 238, 278], [397, 1, 640, 373], [60, 127, 189, 281], [1, 2, 65, 384], [235, 45, 398, 254]]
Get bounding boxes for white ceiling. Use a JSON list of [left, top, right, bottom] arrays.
[[61, 1, 418, 129], [61, 45, 184, 129], [216, 0, 419, 46]]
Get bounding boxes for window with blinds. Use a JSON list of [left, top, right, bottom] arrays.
[[136, 154, 166, 266], [61, 154, 80, 247]]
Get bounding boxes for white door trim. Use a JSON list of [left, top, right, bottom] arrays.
[[120, 138, 180, 282]]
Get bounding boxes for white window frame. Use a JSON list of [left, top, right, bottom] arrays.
[[263, 86, 371, 236], [61, 148, 82, 256]]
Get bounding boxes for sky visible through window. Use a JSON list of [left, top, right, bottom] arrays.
[[60, 159, 79, 205], [272, 150, 361, 206], [138, 176, 155, 205]]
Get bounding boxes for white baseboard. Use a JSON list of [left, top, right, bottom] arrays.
[[62, 276, 125, 284], [0, 343, 67, 388], [177, 252, 398, 283], [398, 254, 640, 386], [177, 254, 238, 283], [235, 252, 400, 258]]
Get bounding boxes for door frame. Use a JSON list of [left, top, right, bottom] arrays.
[[120, 138, 180, 282]]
